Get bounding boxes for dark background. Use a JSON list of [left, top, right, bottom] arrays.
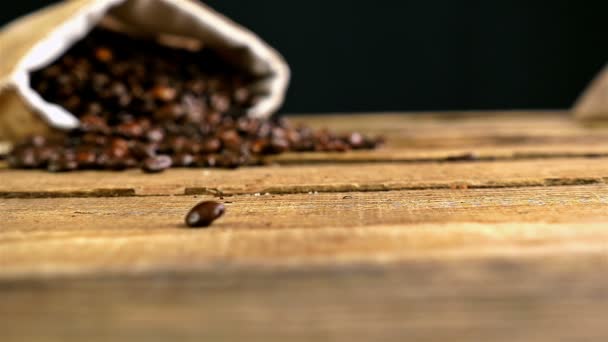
[[2, 0, 607, 114]]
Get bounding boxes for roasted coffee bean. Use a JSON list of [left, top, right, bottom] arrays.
[[130, 142, 157, 159], [76, 150, 97, 167], [219, 130, 241, 151], [29, 135, 47, 147], [172, 153, 195, 167], [9, 148, 39, 168], [146, 127, 165, 143], [185, 201, 226, 228], [125, 158, 139, 168], [328, 140, 351, 152], [142, 155, 172, 173], [209, 93, 231, 112], [80, 114, 110, 134], [196, 154, 218, 167], [155, 103, 185, 121], [233, 87, 250, 104], [94, 47, 113, 62], [200, 137, 221, 153], [104, 157, 130, 171], [116, 121, 144, 138], [268, 137, 289, 154], [35, 147, 57, 165], [81, 133, 107, 146], [151, 85, 177, 102], [47, 153, 77, 172], [216, 151, 246, 169], [250, 138, 268, 154], [346, 132, 364, 149], [106, 138, 129, 159]]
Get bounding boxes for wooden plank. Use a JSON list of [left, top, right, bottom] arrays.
[[2, 185, 608, 278], [1, 255, 607, 342], [1, 157, 608, 197]]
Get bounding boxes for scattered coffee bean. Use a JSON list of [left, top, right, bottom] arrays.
[[172, 153, 195, 167], [94, 47, 113, 62], [185, 201, 226, 228]]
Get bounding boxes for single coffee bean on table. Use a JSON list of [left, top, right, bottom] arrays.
[[8, 27, 383, 172], [185, 201, 226, 228]]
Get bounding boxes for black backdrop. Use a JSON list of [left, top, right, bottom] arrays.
[[2, 0, 607, 114]]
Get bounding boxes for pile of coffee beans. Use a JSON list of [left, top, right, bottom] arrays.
[[8, 27, 382, 172]]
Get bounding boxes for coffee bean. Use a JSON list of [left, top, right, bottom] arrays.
[[107, 138, 129, 159], [210, 93, 231, 112], [269, 137, 290, 154], [250, 138, 268, 154], [185, 201, 225, 228], [80, 114, 110, 134], [172, 153, 195, 167], [76, 150, 97, 167], [146, 127, 165, 143], [47, 153, 77, 172], [233, 87, 250, 104], [116, 121, 144, 138], [9, 148, 38, 168], [142, 155, 172, 173], [346, 132, 364, 149], [216, 151, 246, 169], [200, 137, 221, 153], [29, 135, 47, 147], [151, 85, 177, 102], [130, 142, 157, 159], [94, 47, 113, 62], [155, 103, 185, 121], [219, 130, 241, 151], [81, 133, 107, 146]]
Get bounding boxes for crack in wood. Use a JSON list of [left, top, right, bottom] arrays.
[[0, 189, 136, 199], [184, 178, 606, 196], [0, 178, 604, 199], [268, 153, 608, 165]]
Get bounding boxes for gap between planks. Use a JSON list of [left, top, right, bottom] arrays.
[[2, 157, 608, 198]]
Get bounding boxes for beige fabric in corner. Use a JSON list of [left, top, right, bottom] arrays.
[[574, 64, 608, 121], [0, 0, 290, 142]]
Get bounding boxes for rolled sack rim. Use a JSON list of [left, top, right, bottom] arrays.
[[7, 0, 290, 131]]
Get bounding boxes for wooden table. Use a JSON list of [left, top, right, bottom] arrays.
[[2, 111, 608, 341]]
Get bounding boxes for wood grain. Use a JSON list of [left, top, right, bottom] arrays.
[[1, 255, 607, 342], [2, 185, 608, 278]]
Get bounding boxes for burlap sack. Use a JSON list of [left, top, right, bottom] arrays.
[[574, 64, 608, 121], [0, 0, 290, 142]]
